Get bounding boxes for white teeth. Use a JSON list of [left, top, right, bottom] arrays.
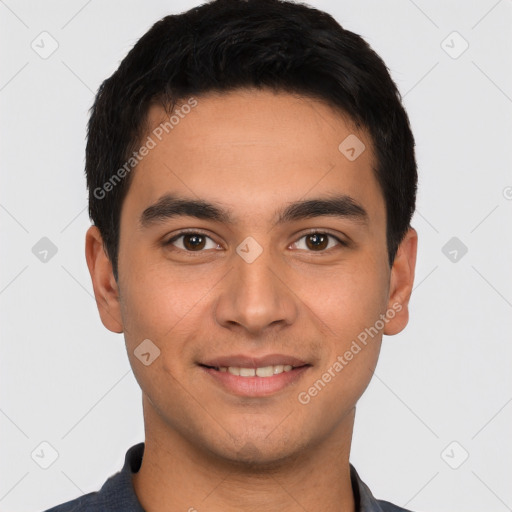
[[217, 364, 299, 378], [256, 366, 274, 377]]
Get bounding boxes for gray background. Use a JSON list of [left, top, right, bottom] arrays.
[[1, 1, 511, 511]]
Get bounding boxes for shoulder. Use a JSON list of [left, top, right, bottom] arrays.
[[376, 499, 415, 512], [350, 463, 416, 512], [41, 485, 139, 512], [41, 480, 141, 512], [42, 491, 107, 512], [41, 443, 145, 512]]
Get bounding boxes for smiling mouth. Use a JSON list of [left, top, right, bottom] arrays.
[[199, 363, 310, 378]]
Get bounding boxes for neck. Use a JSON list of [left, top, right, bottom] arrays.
[[133, 398, 356, 512]]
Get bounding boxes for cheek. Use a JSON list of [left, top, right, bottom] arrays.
[[303, 257, 389, 396], [311, 258, 389, 332], [118, 269, 202, 404], [296, 268, 387, 418], [118, 272, 183, 361], [118, 259, 225, 384], [119, 255, 211, 334]]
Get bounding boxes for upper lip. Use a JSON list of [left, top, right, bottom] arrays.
[[200, 354, 310, 368]]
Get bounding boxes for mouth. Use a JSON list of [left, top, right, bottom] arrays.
[[199, 363, 305, 377], [198, 355, 312, 397]]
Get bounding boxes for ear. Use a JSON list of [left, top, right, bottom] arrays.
[[383, 227, 418, 336], [85, 225, 124, 333]]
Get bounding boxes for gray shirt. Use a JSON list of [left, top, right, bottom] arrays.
[[43, 443, 413, 512]]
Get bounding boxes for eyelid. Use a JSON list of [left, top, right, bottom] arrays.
[[164, 228, 348, 252], [297, 228, 348, 244], [165, 229, 220, 248], [291, 228, 348, 250]]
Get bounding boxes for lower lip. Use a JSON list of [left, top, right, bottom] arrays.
[[200, 365, 311, 397]]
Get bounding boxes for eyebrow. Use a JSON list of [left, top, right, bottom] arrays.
[[139, 193, 368, 229]]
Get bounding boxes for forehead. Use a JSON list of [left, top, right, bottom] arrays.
[[123, 89, 384, 227]]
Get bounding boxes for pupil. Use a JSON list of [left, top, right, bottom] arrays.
[[308, 233, 327, 250], [185, 234, 205, 250]]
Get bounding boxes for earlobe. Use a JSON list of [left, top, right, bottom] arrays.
[[384, 227, 418, 336], [85, 225, 124, 334]]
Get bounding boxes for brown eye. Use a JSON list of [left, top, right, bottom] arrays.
[[305, 233, 329, 251], [166, 232, 218, 252], [182, 234, 206, 251], [291, 231, 344, 252]]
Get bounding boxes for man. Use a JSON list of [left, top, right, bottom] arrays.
[[45, 0, 418, 510]]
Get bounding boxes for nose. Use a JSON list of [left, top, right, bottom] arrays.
[[214, 241, 298, 337]]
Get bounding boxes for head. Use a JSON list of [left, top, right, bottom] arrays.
[[86, 0, 417, 465]]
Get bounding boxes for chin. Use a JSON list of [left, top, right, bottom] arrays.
[[201, 431, 306, 470]]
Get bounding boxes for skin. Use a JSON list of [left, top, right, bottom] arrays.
[[85, 88, 417, 512]]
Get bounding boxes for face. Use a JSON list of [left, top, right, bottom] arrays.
[[86, 88, 417, 465]]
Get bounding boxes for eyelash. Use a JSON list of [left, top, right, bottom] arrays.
[[164, 229, 348, 254]]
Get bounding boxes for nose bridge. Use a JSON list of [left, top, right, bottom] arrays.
[[214, 237, 297, 334], [238, 241, 278, 298]]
